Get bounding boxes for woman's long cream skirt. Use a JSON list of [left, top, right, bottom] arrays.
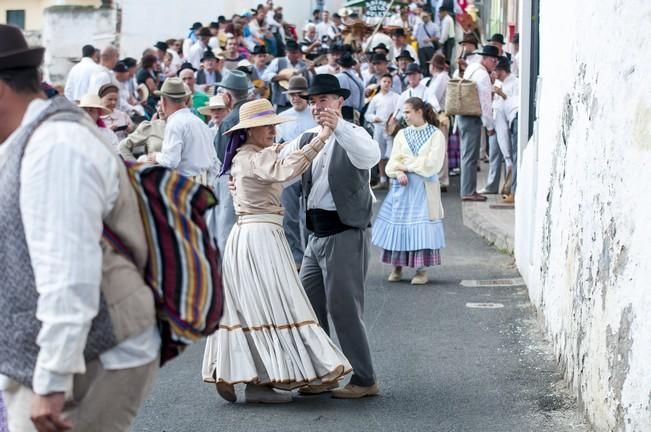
[[202, 214, 351, 389]]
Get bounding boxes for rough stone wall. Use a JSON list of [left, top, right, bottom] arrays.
[[41, 5, 116, 84], [515, 1, 651, 431]]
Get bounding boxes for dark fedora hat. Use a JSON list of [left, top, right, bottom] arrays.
[[372, 43, 389, 53], [474, 45, 500, 58], [300, 73, 350, 100], [337, 52, 357, 68], [282, 75, 308, 95], [371, 52, 388, 63], [252, 45, 268, 55], [285, 39, 301, 52], [154, 41, 168, 51], [177, 62, 197, 74], [489, 33, 505, 45], [395, 49, 415, 62], [190, 21, 203, 31], [201, 49, 218, 62], [216, 69, 252, 91], [405, 62, 421, 75], [459, 33, 479, 47], [496, 56, 511, 71], [0, 24, 45, 71]]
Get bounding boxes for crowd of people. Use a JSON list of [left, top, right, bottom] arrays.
[[0, 0, 521, 429]]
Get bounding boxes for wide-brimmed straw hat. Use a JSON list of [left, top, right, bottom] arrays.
[[78, 94, 110, 114], [198, 95, 227, 115], [155, 77, 192, 97], [224, 99, 293, 134]]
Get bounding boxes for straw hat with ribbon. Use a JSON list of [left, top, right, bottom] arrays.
[[225, 99, 293, 134], [219, 99, 294, 176], [78, 93, 110, 114], [198, 95, 227, 116]]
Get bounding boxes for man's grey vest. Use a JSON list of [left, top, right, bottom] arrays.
[[0, 97, 155, 388], [299, 129, 373, 229]]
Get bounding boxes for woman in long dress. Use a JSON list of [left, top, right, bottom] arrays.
[[202, 99, 351, 404], [371, 97, 447, 285]]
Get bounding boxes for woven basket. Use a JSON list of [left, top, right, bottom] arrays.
[[445, 78, 482, 116]]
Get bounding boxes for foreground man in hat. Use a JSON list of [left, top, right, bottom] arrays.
[[146, 77, 217, 185], [281, 74, 381, 398], [0, 24, 160, 431]]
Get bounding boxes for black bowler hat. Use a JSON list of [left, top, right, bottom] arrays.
[[328, 44, 345, 54], [201, 49, 218, 62], [474, 45, 501, 58], [337, 52, 357, 68], [0, 24, 45, 71], [371, 52, 388, 63], [405, 62, 421, 75], [300, 73, 350, 100], [154, 41, 168, 52], [252, 45, 267, 55], [395, 49, 415, 62], [190, 21, 203, 31], [489, 33, 505, 45]]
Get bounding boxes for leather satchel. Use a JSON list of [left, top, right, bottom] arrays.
[[445, 78, 482, 116]]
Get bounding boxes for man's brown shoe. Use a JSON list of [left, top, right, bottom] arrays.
[[331, 383, 379, 399], [298, 381, 339, 395], [216, 382, 237, 403]]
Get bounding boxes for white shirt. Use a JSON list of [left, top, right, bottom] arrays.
[[64, 57, 103, 102], [316, 21, 337, 40], [440, 15, 455, 43], [422, 72, 449, 111], [464, 62, 495, 130], [281, 121, 380, 211], [155, 107, 218, 179], [499, 74, 519, 125], [276, 106, 317, 143], [364, 90, 400, 124], [0, 99, 160, 395], [88, 65, 118, 95], [315, 64, 340, 75], [188, 41, 208, 70], [394, 82, 430, 119], [414, 21, 440, 47]]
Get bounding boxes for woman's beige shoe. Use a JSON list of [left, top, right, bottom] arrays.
[[387, 267, 402, 282], [410, 270, 428, 285]]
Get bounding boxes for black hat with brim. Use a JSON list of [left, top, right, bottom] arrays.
[[489, 33, 505, 45], [300, 73, 350, 100], [474, 45, 501, 58], [337, 53, 357, 68], [0, 24, 45, 71], [395, 49, 415, 62], [405, 62, 421, 75]]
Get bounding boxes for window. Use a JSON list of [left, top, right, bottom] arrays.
[[6, 10, 25, 30]]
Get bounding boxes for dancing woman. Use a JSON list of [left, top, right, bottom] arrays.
[[202, 99, 351, 404]]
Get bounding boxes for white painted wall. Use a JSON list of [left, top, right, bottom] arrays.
[[515, 0, 651, 430]]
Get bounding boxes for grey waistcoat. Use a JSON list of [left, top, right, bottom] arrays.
[[0, 97, 116, 388], [299, 130, 373, 229]]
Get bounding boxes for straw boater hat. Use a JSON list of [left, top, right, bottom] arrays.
[[198, 95, 227, 116], [155, 77, 192, 97], [78, 94, 110, 114], [224, 99, 292, 134]]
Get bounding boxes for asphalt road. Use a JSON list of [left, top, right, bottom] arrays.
[[132, 181, 591, 432]]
